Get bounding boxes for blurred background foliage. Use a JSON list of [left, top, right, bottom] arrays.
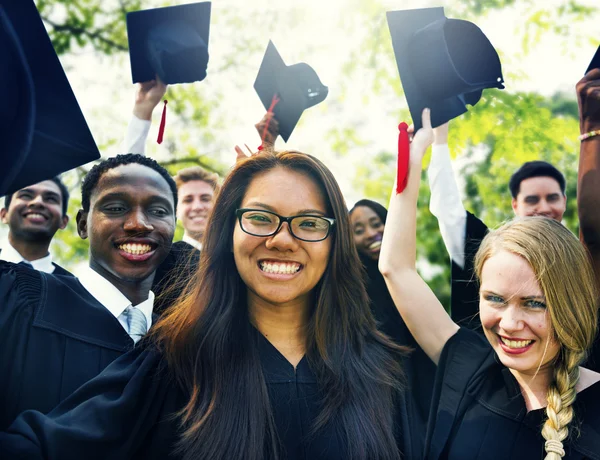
[[8, 0, 595, 308]]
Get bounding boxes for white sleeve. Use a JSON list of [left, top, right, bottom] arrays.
[[122, 116, 151, 154], [427, 143, 467, 269]]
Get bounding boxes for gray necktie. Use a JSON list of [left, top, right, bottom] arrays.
[[126, 306, 148, 344]]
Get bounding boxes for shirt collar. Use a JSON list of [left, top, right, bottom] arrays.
[[0, 240, 55, 273], [182, 233, 203, 250], [77, 266, 154, 327]]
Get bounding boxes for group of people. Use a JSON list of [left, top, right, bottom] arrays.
[[2, 17, 600, 459]]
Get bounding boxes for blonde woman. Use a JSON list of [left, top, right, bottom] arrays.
[[380, 109, 600, 459]]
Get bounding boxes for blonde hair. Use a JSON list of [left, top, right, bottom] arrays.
[[174, 166, 221, 194], [474, 217, 598, 459]]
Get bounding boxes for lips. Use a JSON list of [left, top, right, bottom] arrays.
[[22, 212, 48, 222], [368, 240, 382, 250], [498, 335, 535, 354], [258, 259, 302, 275], [114, 239, 158, 262]]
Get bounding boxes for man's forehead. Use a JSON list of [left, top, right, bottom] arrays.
[[92, 164, 173, 201], [17, 180, 61, 195], [519, 176, 562, 195], [178, 180, 214, 195]]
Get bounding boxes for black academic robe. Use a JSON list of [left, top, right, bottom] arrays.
[[0, 261, 134, 430], [151, 241, 200, 315], [0, 248, 73, 277], [425, 328, 600, 459], [0, 328, 421, 460], [361, 255, 436, 456]]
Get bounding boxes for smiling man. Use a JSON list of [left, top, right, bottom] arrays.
[[0, 177, 71, 275], [0, 154, 176, 430]]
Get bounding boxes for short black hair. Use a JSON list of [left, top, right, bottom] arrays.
[[81, 154, 178, 212], [509, 161, 566, 199], [3, 176, 70, 217], [349, 199, 388, 224]]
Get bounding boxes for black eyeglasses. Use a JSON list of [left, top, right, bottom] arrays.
[[235, 208, 335, 242]]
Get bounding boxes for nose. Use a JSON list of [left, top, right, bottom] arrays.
[[29, 195, 45, 208], [364, 226, 379, 239], [498, 304, 525, 333], [265, 222, 299, 252], [123, 208, 153, 233], [536, 200, 552, 215], [190, 198, 204, 211]]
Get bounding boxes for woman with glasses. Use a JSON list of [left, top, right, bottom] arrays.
[[1, 149, 422, 460]]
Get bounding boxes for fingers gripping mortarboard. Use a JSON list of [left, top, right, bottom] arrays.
[[0, 0, 100, 197], [254, 41, 329, 142], [387, 7, 505, 131], [127, 2, 211, 85]]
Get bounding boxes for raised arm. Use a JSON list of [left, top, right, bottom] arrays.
[[427, 122, 468, 269], [577, 68, 600, 279], [122, 77, 168, 154], [379, 109, 459, 364]]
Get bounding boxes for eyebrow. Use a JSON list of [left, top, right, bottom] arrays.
[[245, 201, 326, 216], [96, 192, 174, 209], [482, 290, 545, 300]]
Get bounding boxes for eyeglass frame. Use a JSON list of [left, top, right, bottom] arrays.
[[235, 208, 336, 242]]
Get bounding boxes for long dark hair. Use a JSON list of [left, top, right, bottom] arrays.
[[151, 151, 406, 460]]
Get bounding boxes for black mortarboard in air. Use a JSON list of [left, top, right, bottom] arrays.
[[0, 0, 100, 197], [254, 41, 328, 142], [387, 7, 505, 131], [586, 45, 600, 74], [127, 2, 211, 84]]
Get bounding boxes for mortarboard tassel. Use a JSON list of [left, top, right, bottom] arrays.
[[157, 100, 168, 144], [258, 94, 281, 151], [396, 122, 410, 194]]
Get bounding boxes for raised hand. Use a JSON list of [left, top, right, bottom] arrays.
[[577, 68, 600, 134], [133, 77, 168, 121], [254, 112, 280, 149], [410, 108, 434, 167]]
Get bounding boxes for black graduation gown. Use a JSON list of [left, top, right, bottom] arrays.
[[0, 329, 420, 460], [425, 328, 600, 459], [362, 256, 436, 457], [448, 211, 487, 330], [0, 261, 133, 430], [151, 241, 200, 315]]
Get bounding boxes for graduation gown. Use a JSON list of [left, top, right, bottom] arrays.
[[151, 241, 200, 315], [425, 328, 600, 459], [361, 255, 436, 457], [0, 248, 73, 277], [0, 328, 421, 460], [0, 261, 133, 430]]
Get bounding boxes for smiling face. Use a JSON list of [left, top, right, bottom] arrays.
[[1, 180, 68, 242], [233, 167, 332, 308], [512, 177, 566, 221], [177, 180, 215, 239], [77, 163, 176, 285], [350, 206, 384, 260], [479, 250, 560, 376]]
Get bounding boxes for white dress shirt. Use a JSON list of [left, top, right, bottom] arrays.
[[182, 233, 203, 251], [0, 240, 56, 273], [77, 266, 154, 341], [427, 143, 468, 269], [122, 115, 151, 154]]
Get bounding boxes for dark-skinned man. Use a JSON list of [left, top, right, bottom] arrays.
[[1, 177, 72, 276], [0, 154, 176, 430]]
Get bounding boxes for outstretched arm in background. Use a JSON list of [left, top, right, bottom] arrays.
[[379, 109, 460, 364], [234, 113, 280, 162], [122, 77, 168, 154], [427, 121, 468, 268]]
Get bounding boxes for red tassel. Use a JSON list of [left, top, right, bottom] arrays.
[[157, 100, 168, 144], [396, 122, 410, 194], [257, 94, 281, 150]]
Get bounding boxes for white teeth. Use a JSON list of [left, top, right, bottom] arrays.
[[118, 243, 152, 255], [26, 213, 45, 219], [368, 241, 382, 249], [500, 337, 533, 349], [260, 261, 301, 274]]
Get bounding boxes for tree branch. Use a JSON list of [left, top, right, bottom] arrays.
[[41, 15, 128, 52]]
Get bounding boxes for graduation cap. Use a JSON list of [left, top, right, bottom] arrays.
[[0, 0, 100, 198], [127, 2, 211, 84], [254, 41, 328, 142], [586, 45, 600, 75], [387, 7, 504, 131]]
